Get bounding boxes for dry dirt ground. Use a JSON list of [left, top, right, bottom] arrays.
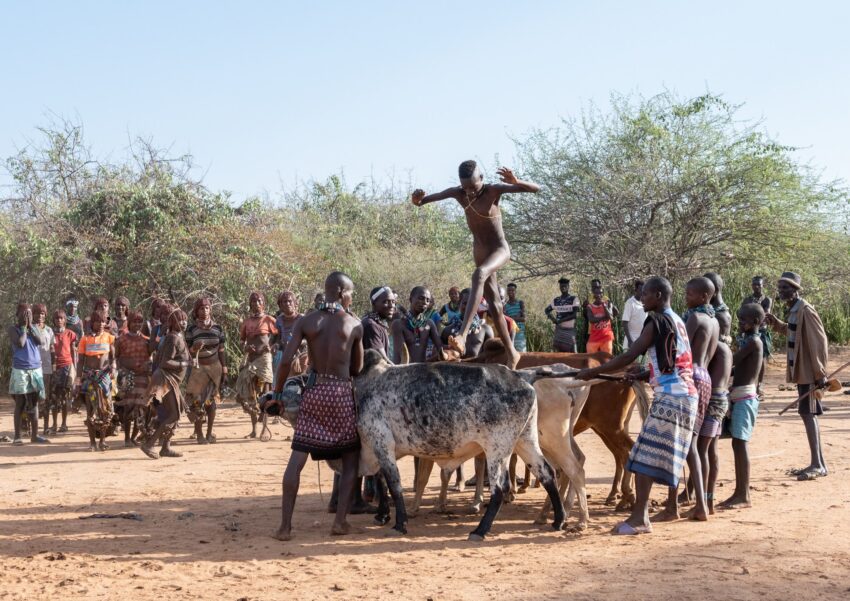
[[1, 352, 849, 601]]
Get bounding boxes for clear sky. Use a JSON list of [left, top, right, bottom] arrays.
[[2, 1, 848, 201]]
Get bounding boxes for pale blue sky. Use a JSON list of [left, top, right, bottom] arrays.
[[2, 1, 848, 201]]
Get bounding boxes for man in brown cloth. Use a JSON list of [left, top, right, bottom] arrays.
[[764, 272, 829, 481], [272, 272, 364, 540]]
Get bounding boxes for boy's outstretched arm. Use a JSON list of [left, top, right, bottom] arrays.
[[493, 167, 540, 193], [576, 321, 656, 379], [411, 187, 458, 206]]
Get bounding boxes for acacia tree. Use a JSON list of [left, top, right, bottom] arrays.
[[505, 92, 848, 284]]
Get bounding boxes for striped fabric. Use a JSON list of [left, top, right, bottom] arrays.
[[786, 299, 801, 369]]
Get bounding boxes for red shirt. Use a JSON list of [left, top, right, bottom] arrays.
[[54, 329, 78, 368], [588, 302, 615, 343]]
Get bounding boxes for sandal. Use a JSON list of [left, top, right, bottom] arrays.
[[797, 468, 827, 481]]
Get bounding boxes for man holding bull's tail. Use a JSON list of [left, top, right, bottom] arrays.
[[577, 276, 698, 535], [272, 272, 364, 541]]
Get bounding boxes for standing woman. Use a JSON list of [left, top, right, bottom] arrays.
[[114, 311, 152, 447], [113, 296, 131, 335], [84, 296, 118, 336], [140, 306, 190, 459], [272, 291, 305, 389], [31, 303, 56, 437], [184, 297, 227, 444], [504, 283, 527, 352], [7, 303, 49, 445], [234, 292, 278, 438], [75, 311, 117, 451]]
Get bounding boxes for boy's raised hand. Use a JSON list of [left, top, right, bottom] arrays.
[[497, 167, 518, 185], [411, 189, 426, 206]]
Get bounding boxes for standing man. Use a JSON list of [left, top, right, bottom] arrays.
[[272, 272, 364, 540], [741, 276, 773, 398], [764, 272, 829, 481], [504, 283, 527, 352], [545, 277, 581, 352], [621, 279, 646, 351], [65, 298, 84, 340], [7, 303, 49, 445]]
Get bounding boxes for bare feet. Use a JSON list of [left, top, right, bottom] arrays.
[[140, 445, 160, 459], [448, 335, 466, 357], [160, 447, 183, 458], [718, 494, 752, 510], [58, 424, 68, 433], [273, 527, 293, 541], [650, 507, 680, 522]]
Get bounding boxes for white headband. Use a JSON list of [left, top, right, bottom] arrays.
[[371, 286, 393, 302]]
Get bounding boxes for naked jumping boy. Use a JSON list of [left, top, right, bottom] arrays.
[[411, 161, 539, 369]]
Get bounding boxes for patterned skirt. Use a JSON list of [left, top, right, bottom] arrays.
[[291, 375, 360, 460], [692, 365, 711, 434], [627, 391, 697, 488]]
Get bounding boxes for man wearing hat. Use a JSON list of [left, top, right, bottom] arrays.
[[764, 272, 829, 481], [545, 277, 581, 352]]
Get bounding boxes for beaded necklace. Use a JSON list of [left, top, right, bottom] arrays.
[[319, 302, 345, 314], [407, 312, 431, 346], [682, 303, 715, 322]]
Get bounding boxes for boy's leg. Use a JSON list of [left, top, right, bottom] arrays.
[[449, 247, 511, 355], [482, 272, 520, 368], [332, 449, 360, 535], [29, 393, 49, 443], [719, 438, 751, 509], [705, 436, 720, 514], [206, 403, 216, 442], [652, 485, 680, 521], [275, 449, 309, 540], [684, 436, 708, 521]]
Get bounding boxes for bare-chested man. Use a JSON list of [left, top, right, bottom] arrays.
[[391, 286, 443, 364], [655, 277, 716, 522], [411, 161, 539, 368], [718, 303, 764, 509], [272, 272, 364, 540]]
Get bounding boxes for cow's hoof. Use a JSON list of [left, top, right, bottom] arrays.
[[374, 514, 390, 526], [615, 496, 636, 512], [467, 533, 485, 542], [431, 504, 448, 515], [505, 491, 516, 504], [533, 515, 549, 525], [604, 495, 618, 506], [408, 509, 419, 519], [467, 503, 482, 515], [551, 520, 565, 531], [565, 522, 588, 534]]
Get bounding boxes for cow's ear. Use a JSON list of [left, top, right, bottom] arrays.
[[361, 348, 385, 374]]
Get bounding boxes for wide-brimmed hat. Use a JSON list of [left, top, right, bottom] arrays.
[[778, 271, 802, 290]]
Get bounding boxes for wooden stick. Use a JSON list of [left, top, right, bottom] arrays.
[[778, 360, 850, 415]]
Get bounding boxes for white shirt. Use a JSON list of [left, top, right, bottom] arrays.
[[621, 296, 646, 349]]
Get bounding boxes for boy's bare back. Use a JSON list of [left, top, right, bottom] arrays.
[[687, 313, 719, 368]]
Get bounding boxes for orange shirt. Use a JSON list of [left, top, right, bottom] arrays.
[[240, 314, 278, 340], [78, 332, 115, 357]]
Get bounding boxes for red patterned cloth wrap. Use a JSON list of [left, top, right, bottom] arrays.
[[291, 374, 360, 460]]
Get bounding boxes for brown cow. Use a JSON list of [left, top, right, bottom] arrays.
[[475, 339, 637, 510], [415, 340, 636, 514]]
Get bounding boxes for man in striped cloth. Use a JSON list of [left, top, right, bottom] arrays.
[[764, 272, 829, 481]]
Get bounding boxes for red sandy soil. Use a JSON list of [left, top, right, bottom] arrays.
[[1, 352, 849, 600]]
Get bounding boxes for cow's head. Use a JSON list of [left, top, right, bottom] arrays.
[[361, 348, 389, 376]]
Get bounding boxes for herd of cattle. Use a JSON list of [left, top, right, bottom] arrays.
[[282, 339, 641, 541]]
